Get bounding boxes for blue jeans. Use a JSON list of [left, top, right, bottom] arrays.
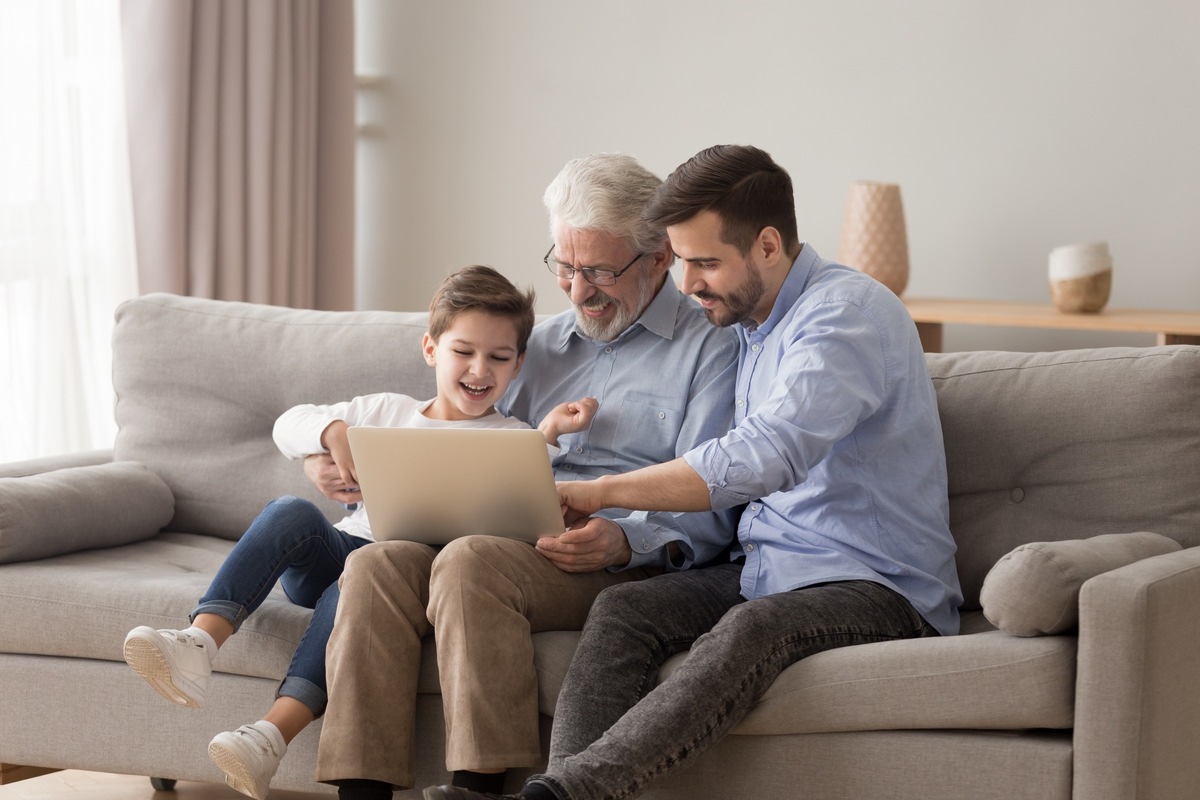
[[191, 495, 371, 716], [534, 563, 938, 800]]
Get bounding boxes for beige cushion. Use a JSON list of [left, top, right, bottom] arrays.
[[926, 346, 1200, 610], [110, 293, 434, 540], [0, 462, 174, 564], [532, 614, 1077, 733], [980, 531, 1182, 636]]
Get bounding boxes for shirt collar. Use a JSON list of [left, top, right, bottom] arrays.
[[743, 243, 821, 338], [553, 276, 683, 349]]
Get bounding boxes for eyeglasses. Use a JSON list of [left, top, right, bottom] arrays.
[[544, 245, 645, 286]]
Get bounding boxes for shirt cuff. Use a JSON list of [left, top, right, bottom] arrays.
[[683, 443, 753, 511], [608, 515, 669, 571]]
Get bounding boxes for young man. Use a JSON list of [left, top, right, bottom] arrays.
[[307, 154, 741, 800], [424, 145, 962, 800], [122, 266, 596, 800]]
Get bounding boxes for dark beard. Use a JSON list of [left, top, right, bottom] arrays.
[[697, 264, 765, 327]]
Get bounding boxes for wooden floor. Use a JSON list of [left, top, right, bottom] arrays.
[[0, 769, 330, 800]]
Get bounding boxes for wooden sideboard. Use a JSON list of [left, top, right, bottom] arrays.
[[902, 298, 1200, 353]]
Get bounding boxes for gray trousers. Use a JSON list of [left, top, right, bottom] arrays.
[[533, 563, 938, 800]]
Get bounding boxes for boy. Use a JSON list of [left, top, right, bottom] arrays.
[[123, 266, 596, 800]]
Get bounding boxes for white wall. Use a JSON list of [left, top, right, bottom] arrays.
[[354, 0, 1199, 351]]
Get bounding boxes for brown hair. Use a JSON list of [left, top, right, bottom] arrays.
[[427, 265, 536, 353], [644, 145, 801, 258]]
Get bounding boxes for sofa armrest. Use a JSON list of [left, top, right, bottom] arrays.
[[0, 460, 173, 564], [0, 449, 112, 479], [1073, 545, 1200, 800]]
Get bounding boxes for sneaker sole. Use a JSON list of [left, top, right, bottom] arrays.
[[122, 636, 202, 709], [208, 740, 268, 800]]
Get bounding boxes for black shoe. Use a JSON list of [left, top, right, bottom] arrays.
[[422, 786, 515, 800]]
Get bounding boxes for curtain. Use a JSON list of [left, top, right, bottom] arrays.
[[120, 0, 355, 310], [0, 0, 139, 462]]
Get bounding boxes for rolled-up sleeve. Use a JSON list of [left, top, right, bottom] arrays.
[[686, 301, 888, 512]]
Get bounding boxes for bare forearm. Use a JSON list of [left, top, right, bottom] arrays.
[[595, 457, 712, 512]]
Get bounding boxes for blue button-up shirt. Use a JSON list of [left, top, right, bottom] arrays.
[[683, 246, 962, 635], [500, 279, 740, 570]]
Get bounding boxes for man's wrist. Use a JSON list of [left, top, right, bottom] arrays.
[[594, 473, 618, 509]]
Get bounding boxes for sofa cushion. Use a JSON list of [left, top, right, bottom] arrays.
[[0, 531, 445, 693], [0, 532, 306, 679], [979, 531, 1182, 636], [111, 294, 435, 540], [0, 462, 174, 564], [531, 613, 1075, 733], [733, 626, 1077, 734], [926, 346, 1200, 609]]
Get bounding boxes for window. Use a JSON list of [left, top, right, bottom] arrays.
[[0, 0, 137, 461]]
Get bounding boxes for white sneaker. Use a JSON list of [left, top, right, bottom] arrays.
[[122, 626, 213, 708], [208, 723, 285, 800]]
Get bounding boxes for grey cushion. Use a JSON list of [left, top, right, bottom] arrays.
[[734, 626, 1077, 733], [0, 532, 306, 678], [980, 531, 1182, 636], [0, 530, 435, 693], [111, 294, 435, 540], [0, 462, 173, 564], [926, 346, 1200, 609], [533, 614, 1076, 733]]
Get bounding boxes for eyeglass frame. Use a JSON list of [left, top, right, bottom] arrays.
[[543, 245, 646, 286]]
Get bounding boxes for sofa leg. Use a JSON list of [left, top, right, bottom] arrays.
[[0, 763, 60, 785], [150, 777, 177, 791]]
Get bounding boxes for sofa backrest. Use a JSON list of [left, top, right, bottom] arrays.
[[111, 295, 1200, 608], [927, 346, 1200, 609], [112, 293, 435, 539]]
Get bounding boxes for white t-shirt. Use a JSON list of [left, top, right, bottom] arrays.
[[273, 393, 536, 541]]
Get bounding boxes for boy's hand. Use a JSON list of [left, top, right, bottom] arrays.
[[303, 454, 363, 504], [557, 396, 599, 433], [539, 396, 599, 445], [306, 420, 362, 503], [536, 516, 631, 572]]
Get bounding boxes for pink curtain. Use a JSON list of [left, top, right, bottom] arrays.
[[120, 0, 355, 310]]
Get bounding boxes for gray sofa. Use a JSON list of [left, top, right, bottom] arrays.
[[2, 292, 1199, 800]]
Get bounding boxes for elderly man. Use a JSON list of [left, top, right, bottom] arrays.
[[307, 153, 740, 800]]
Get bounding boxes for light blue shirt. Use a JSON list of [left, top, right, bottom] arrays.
[[683, 246, 962, 635], [499, 279, 740, 571]]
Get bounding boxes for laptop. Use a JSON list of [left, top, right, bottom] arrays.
[[346, 426, 566, 545]]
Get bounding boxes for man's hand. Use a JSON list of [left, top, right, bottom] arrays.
[[535, 516, 631, 573], [303, 452, 363, 505], [557, 479, 607, 527]]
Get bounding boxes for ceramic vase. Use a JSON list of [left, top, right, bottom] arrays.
[[1048, 242, 1112, 314], [837, 181, 910, 296]]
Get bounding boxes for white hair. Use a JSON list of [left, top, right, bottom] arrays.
[[543, 153, 668, 254]]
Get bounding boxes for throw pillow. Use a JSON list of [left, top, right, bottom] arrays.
[[0, 461, 174, 564], [980, 531, 1182, 636]]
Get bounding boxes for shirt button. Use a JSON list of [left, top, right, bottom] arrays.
[[657, 411, 666, 419], [736, 399, 745, 407], [1009, 487, 1025, 503], [749, 503, 760, 512], [751, 343, 761, 352], [574, 445, 584, 453], [745, 543, 755, 552], [604, 346, 613, 354]]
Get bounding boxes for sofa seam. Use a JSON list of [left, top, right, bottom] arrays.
[[928, 349, 1197, 383]]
